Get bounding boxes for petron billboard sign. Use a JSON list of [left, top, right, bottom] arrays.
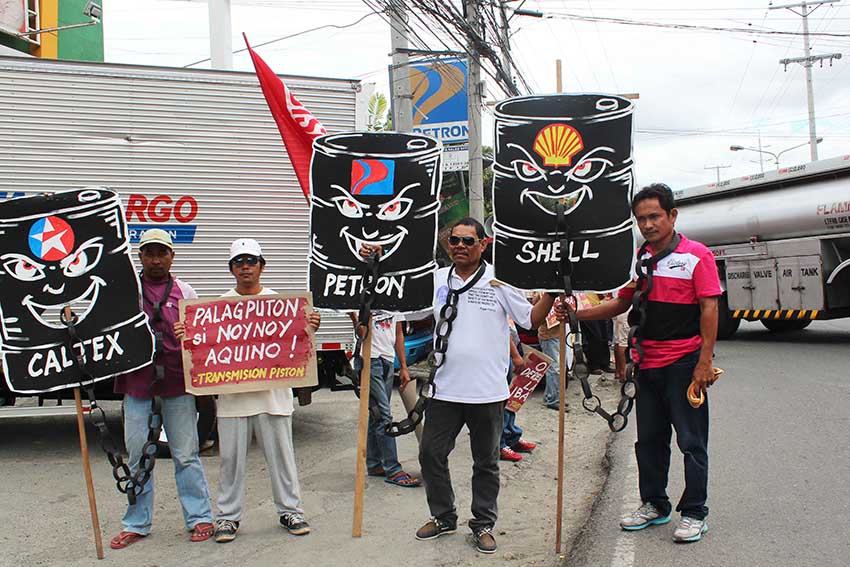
[[409, 57, 469, 145]]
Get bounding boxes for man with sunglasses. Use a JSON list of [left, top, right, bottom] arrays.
[[210, 238, 321, 543], [111, 229, 214, 549], [415, 218, 557, 554], [561, 184, 720, 543]]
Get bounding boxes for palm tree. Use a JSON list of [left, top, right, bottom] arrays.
[[366, 92, 392, 131]]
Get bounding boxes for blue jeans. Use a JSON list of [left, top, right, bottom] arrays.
[[500, 409, 522, 449], [356, 357, 402, 476], [540, 335, 572, 407], [122, 394, 213, 534], [635, 350, 709, 520]]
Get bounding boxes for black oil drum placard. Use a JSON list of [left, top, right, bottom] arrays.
[[0, 188, 155, 393], [309, 132, 442, 313], [492, 94, 635, 292]]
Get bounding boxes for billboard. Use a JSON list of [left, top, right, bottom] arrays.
[[410, 58, 469, 144], [0, 0, 27, 37]]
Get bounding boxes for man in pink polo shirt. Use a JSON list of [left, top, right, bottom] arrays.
[[569, 184, 721, 544]]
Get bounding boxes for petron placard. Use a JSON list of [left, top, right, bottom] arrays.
[[308, 132, 442, 313], [492, 94, 636, 292], [179, 292, 318, 395], [0, 188, 155, 393]]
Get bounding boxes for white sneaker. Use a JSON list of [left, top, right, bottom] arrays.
[[619, 502, 671, 531], [672, 516, 708, 542]]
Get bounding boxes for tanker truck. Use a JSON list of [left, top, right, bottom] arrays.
[[674, 155, 850, 339]]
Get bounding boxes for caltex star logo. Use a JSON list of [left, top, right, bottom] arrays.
[[28, 216, 75, 261]]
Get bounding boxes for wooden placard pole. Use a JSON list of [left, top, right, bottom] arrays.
[[555, 321, 567, 553], [351, 316, 373, 538], [62, 305, 104, 559], [74, 388, 104, 559]]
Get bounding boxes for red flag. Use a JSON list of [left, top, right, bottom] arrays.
[[244, 35, 327, 200]]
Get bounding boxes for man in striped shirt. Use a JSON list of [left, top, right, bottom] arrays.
[[570, 184, 721, 543]]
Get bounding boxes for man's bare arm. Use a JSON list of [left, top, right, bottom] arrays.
[[692, 296, 719, 389]]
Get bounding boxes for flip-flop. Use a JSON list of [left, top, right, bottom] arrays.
[[190, 522, 215, 542], [385, 471, 421, 488], [110, 531, 146, 549], [367, 467, 386, 477]]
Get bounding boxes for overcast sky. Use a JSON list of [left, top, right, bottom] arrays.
[[103, 0, 850, 190]]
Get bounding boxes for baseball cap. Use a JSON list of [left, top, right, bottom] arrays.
[[229, 238, 263, 261], [139, 228, 174, 250]]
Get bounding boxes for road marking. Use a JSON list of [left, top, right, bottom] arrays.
[[610, 458, 640, 567]]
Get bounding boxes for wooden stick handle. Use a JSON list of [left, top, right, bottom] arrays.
[[555, 322, 567, 553], [75, 388, 104, 560], [351, 318, 373, 538]]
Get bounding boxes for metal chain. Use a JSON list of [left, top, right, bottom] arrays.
[[555, 203, 638, 432], [385, 262, 487, 437], [622, 232, 683, 421]]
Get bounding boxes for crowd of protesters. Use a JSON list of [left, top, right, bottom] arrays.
[[109, 182, 719, 553]]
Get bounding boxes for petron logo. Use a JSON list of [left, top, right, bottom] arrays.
[[125, 194, 199, 244], [28, 216, 75, 261]]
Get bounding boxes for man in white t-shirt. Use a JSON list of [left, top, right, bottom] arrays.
[[349, 310, 420, 488], [414, 218, 557, 554], [209, 238, 321, 543]]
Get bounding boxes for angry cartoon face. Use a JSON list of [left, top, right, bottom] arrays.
[[309, 133, 441, 275], [1, 215, 106, 329]]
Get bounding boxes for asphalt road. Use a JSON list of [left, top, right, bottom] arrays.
[[568, 319, 850, 567]]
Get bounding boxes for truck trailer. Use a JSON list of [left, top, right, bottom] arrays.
[[675, 155, 850, 339], [0, 55, 366, 417]]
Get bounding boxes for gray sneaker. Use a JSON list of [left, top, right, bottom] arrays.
[[619, 502, 671, 531], [280, 512, 311, 536], [672, 516, 708, 543], [214, 519, 239, 543]]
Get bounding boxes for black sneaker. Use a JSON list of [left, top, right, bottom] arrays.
[[415, 517, 457, 540], [279, 512, 311, 535], [214, 519, 239, 543], [472, 526, 497, 554]]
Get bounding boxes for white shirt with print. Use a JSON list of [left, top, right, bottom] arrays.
[[432, 263, 532, 404]]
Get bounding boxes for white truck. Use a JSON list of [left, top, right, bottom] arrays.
[[675, 155, 850, 339], [0, 55, 366, 418]]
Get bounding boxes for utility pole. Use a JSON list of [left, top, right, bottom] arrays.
[[498, 1, 514, 92], [466, 0, 485, 222], [389, 0, 413, 133], [771, 0, 842, 162], [705, 164, 731, 184], [208, 0, 233, 70]]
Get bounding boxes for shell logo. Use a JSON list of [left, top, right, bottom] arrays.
[[533, 124, 584, 167]]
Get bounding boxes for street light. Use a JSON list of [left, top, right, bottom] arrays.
[[730, 137, 823, 170]]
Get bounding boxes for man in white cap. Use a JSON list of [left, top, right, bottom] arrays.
[[111, 229, 214, 549], [211, 238, 321, 543]]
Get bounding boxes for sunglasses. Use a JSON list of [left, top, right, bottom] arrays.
[[448, 235, 479, 247], [230, 255, 260, 267]]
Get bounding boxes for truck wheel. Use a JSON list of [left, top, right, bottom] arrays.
[[716, 294, 740, 340], [761, 319, 812, 333]]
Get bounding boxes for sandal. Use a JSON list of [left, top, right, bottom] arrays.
[[367, 466, 386, 477], [385, 471, 421, 488], [190, 522, 215, 542], [109, 531, 146, 549]]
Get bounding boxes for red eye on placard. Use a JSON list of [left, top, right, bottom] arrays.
[[385, 203, 399, 213], [574, 161, 592, 175], [522, 163, 537, 177]]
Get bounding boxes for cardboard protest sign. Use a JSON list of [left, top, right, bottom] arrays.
[[492, 94, 636, 293], [506, 345, 554, 413], [308, 132, 442, 313], [0, 188, 155, 393], [179, 292, 318, 395]]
